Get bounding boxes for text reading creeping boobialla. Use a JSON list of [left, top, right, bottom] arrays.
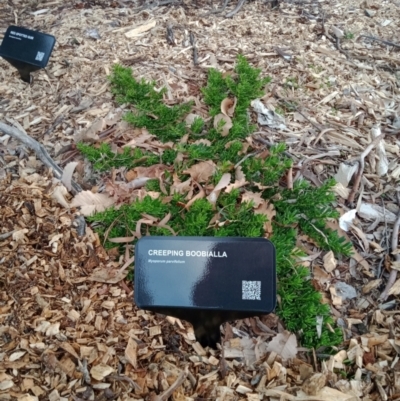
[[148, 250, 227, 258]]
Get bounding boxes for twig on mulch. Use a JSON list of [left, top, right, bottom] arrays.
[[252, 133, 297, 160], [319, 10, 357, 62], [360, 35, 400, 49], [202, 0, 229, 16], [166, 25, 175, 45], [0, 230, 15, 240], [234, 150, 262, 169], [108, 375, 142, 391], [43, 114, 65, 138], [287, 166, 293, 189], [189, 32, 198, 65], [151, 369, 188, 401], [380, 193, 400, 301], [0, 121, 82, 195], [274, 95, 325, 133], [135, 0, 179, 11], [226, 0, 247, 17], [346, 132, 385, 205]]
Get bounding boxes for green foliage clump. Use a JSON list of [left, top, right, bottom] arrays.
[[161, 149, 178, 165], [81, 55, 351, 350], [202, 55, 271, 147], [273, 179, 352, 256], [109, 64, 192, 142], [77, 142, 158, 171], [243, 143, 292, 187], [272, 225, 342, 347], [191, 117, 205, 134]]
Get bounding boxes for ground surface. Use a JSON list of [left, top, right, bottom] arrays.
[[1, 0, 400, 400]]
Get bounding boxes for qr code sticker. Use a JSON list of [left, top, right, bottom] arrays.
[[242, 281, 261, 300], [35, 51, 45, 61]]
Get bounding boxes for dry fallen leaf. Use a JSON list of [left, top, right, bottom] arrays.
[[170, 173, 192, 196], [193, 138, 211, 146], [73, 118, 103, 143], [313, 265, 331, 285], [214, 114, 233, 137], [183, 160, 216, 183], [70, 191, 115, 216], [266, 330, 297, 360], [51, 184, 70, 208], [242, 190, 264, 208], [127, 164, 168, 180], [221, 97, 237, 117], [254, 201, 276, 235], [185, 113, 202, 126], [61, 162, 78, 192], [226, 166, 248, 193], [207, 173, 231, 206]]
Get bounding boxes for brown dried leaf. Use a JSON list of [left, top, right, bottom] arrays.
[[185, 182, 206, 210], [70, 191, 115, 216], [124, 129, 154, 148], [226, 166, 248, 193], [127, 164, 168, 180], [193, 139, 211, 146], [313, 266, 330, 285], [61, 162, 78, 192], [183, 160, 216, 183], [254, 201, 276, 235], [214, 114, 233, 137], [170, 174, 192, 196], [242, 191, 263, 208], [51, 185, 70, 208], [185, 113, 201, 126], [73, 118, 103, 143], [221, 97, 237, 117], [207, 173, 231, 206]]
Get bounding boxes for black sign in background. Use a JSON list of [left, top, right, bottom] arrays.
[[0, 25, 56, 82], [134, 237, 276, 347]]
